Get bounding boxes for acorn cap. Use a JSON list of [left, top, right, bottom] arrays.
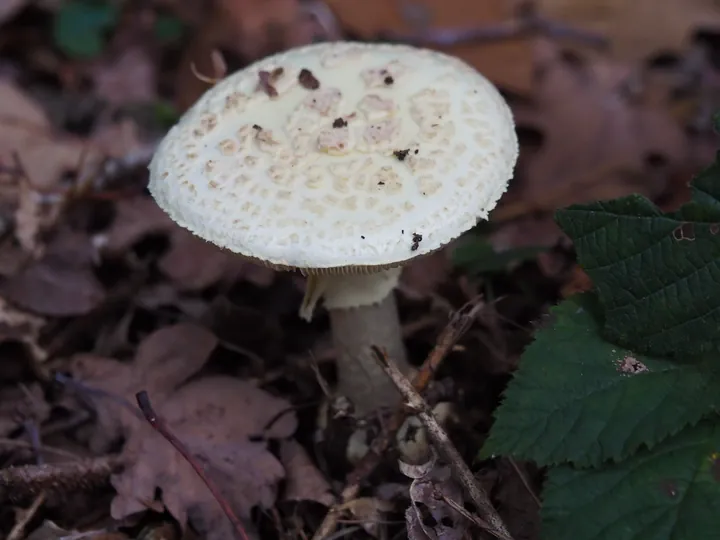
[[148, 41, 518, 275]]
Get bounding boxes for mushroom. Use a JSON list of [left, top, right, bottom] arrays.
[[147, 42, 518, 415]]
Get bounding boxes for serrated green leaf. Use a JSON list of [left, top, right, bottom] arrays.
[[53, 0, 118, 59], [541, 421, 720, 540], [481, 293, 720, 467], [555, 155, 720, 357]]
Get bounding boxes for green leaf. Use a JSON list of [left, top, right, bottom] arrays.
[[54, 0, 118, 59], [481, 293, 720, 467], [451, 235, 547, 274], [541, 421, 720, 540], [555, 155, 720, 357], [153, 14, 185, 43]]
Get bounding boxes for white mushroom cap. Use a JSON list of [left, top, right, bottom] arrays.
[[148, 41, 518, 275]]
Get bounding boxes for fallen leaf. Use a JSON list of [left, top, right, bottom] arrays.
[[401, 249, 452, 296], [495, 459, 541, 540], [25, 519, 130, 540], [0, 80, 102, 191], [0, 383, 50, 436], [560, 265, 594, 298], [490, 217, 565, 252], [91, 118, 147, 161], [0, 296, 46, 362], [1, 230, 105, 316], [101, 196, 260, 291], [101, 196, 175, 254], [539, 0, 720, 62], [157, 228, 245, 292], [0, 0, 26, 25], [110, 376, 297, 539], [91, 46, 157, 107], [401, 457, 467, 540], [324, 0, 534, 95], [497, 40, 687, 220], [70, 322, 217, 451], [53, 0, 119, 59], [174, 0, 328, 110], [279, 439, 334, 506]]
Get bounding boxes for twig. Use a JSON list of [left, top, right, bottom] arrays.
[[55, 373, 146, 423], [507, 458, 541, 508], [371, 346, 513, 540], [0, 438, 80, 461], [7, 491, 46, 540], [22, 421, 44, 465], [135, 391, 250, 540], [312, 298, 485, 539], [435, 487, 496, 534], [386, 0, 607, 49], [0, 456, 120, 504]]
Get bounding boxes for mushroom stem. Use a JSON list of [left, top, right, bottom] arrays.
[[328, 291, 409, 414], [305, 267, 410, 414]]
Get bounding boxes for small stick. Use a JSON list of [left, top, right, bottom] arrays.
[[371, 346, 513, 540], [312, 298, 485, 539], [6, 491, 46, 540], [56, 373, 146, 423], [0, 456, 119, 504], [0, 437, 80, 461], [508, 457, 541, 508], [135, 391, 250, 540]]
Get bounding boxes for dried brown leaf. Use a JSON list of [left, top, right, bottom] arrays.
[[539, 0, 720, 62], [495, 460, 540, 540], [101, 196, 175, 254], [101, 196, 245, 291], [110, 376, 297, 538], [1, 231, 105, 316], [501, 41, 687, 219], [174, 0, 323, 111], [158, 229, 244, 292], [70, 323, 217, 451], [0, 81, 102, 191], [324, 0, 534, 95], [0, 383, 50, 437], [0, 0, 26, 25], [0, 296, 46, 361], [25, 519, 129, 540], [279, 439, 334, 506], [91, 47, 157, 107], [402, 458, 467, 540], [401, 250, 451, 296]]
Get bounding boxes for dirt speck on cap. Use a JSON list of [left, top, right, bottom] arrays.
[[257, 67, 284, 97], [298, 68, 320, 90], [616, 355, 649, 375]]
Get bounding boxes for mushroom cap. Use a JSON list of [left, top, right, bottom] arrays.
[[148, 41, 518, 275]]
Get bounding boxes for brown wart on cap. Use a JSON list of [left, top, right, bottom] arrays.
[[411, 233, 423, 251], [298, 68, 320, 90], [332, 117, 348, 128], [257, 67, 284, 97], [393, 149, 410, 161]]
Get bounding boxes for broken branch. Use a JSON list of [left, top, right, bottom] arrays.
[[371, 346, 513, 540], [0, 456, 119, 505]]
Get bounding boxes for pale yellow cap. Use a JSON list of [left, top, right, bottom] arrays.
[[148, 42, 518, 274]]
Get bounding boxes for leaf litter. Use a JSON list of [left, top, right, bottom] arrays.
[[68, 322, 217, 452], [0, 0, 718, 539], [110, 376, 297, 539]]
